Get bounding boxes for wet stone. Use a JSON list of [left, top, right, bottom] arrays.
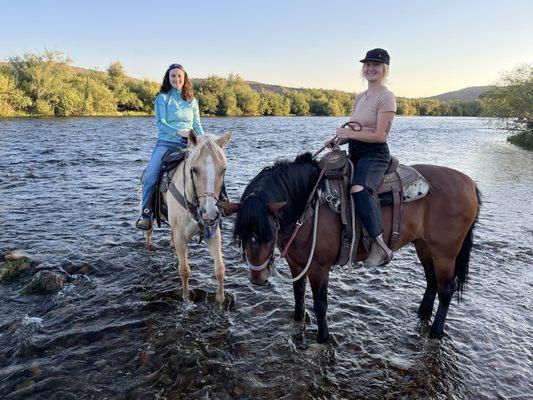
[[60, 260, 95, 275], [21, 270, 68, 294]]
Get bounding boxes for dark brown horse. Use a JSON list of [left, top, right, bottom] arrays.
[[219, 152, 480, 342]]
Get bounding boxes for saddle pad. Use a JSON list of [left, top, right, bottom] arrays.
[[377, 164, 429, 199]]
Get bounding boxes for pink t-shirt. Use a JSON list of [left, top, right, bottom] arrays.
[[348, 86, 396, 156], [350, 86, 396, 130]]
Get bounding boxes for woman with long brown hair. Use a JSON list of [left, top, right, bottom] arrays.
[[136, 63, 204, 230]]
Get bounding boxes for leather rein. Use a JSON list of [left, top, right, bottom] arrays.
[[279, 121, 362, 258], [247, 123, 365, 280]]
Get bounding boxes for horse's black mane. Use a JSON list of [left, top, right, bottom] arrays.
[[234, 152, 320, 246]]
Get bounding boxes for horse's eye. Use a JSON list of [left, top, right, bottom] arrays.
[[191, 167, 198, 174]]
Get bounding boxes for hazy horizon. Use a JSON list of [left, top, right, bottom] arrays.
[[1, 0, 531, 98]]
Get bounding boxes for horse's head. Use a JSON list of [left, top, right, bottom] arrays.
[[218, 197, 286, 285], [186, 130, 232, 226]]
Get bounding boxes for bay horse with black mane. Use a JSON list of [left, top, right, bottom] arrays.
[[219, 152, 480, 342]]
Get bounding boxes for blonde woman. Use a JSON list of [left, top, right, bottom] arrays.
[[334, 48, 396, 266]]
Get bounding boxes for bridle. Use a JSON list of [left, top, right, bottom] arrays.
[[244, 213, 279, 272], [244, 197, 321, 283], [244, 133, 343, 282], [186, 155, 224, 229], [166, 151, 223, 239]]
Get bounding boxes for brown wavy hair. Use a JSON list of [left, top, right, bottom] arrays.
[[159, 64, 194, 101]]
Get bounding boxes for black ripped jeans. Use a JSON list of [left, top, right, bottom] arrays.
[[349, 143, 390, 238]]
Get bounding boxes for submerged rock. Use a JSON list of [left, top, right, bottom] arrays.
[[21, 270, 68, 294]]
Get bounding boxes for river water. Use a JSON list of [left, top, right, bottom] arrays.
[[0, 116, 531, 399]]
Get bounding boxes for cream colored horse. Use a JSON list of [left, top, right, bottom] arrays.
[[146, 130, 232, 304]]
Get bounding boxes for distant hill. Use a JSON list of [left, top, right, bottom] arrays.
[[429, 86, 492, 101], [192, 78, 312, 94], [246, 81, 307, 94]]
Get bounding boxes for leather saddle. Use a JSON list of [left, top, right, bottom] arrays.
[[141, 149, 188, 228], [318, 150, 430, 266], [147, 148, 229, 229]]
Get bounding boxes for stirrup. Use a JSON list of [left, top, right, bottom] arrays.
[[136, 208, 152, 231]]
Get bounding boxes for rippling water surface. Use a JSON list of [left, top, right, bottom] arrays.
[[0, 116, 531, 399]]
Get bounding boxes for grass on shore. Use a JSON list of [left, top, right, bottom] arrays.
[[507, 130, 533, 150]]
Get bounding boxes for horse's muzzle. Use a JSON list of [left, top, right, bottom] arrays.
[[199, 208, 220, 222], [246, 255, 271, 285]]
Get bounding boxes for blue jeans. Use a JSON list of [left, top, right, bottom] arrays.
[[141, 139, 186, 211]]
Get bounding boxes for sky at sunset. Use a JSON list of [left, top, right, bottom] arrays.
[[1, 0, 532, 97]]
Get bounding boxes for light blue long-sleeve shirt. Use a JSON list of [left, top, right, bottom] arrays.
[[154, 88, 204, 143]]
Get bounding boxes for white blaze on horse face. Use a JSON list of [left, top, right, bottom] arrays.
[[203, 154, 218, 220]]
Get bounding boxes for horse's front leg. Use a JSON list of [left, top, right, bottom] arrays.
[[309, 266, 330, 343], [292, 275, 307, 322], [206, 225, 225, 305], [146, 229, 153, 250], [172, 231, 191, 302]]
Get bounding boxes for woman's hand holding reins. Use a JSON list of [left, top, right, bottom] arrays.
[[324, 137, 337, 148]]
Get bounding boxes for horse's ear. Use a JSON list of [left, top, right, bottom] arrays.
[[267, 202, 287, 217], [216, 201, 241, 215], [216, 131, 232, 149], [188, 129, 198, 146]]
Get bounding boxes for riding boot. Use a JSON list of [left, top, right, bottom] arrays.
[[364, 234, 393, 267], [136, 207, 152, 231]]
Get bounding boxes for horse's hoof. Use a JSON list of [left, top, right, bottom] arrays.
[[181, 290, 191, 302], [428, 330, 444, 340], [291, 331, 308, 351], [306, 342, 326, 354], [316, 333, 330, 344], [223, 293, 236, 312], [291, 310, 311, 324]]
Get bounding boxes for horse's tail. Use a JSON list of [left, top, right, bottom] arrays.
[[455, 186, 481, 300]]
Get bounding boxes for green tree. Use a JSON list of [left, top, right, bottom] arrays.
[[72, 75, 117, 115], [481, 64, 533, 149], [8, 50, 85, 116], [196, 90, 219, 115], [288, 91, 310, 116], [396, 98, 417, 115], [260, 91, 290, 116], [127, 79, 159, 113], [341, 95, 354, 115], [107, 62, 126, 90], [309, 97, 330, 115], [0, 73, 32, 116], [218, 89, 240, 116], [195, 75, 227, 115]]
